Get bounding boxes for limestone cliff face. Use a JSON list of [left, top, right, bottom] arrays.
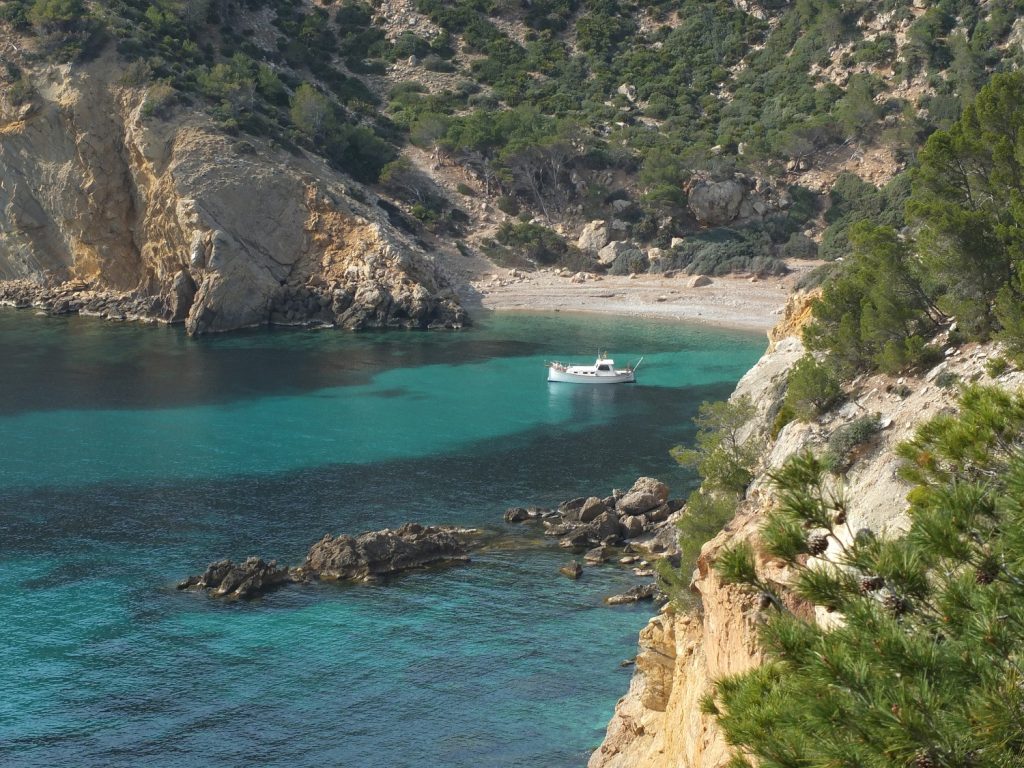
[[591, 306, 1024, 768], [0, 52, 464, 333]]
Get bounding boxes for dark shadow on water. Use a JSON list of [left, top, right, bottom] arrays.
[[0, 380, 736, 570], [0, 309, 761, 415]]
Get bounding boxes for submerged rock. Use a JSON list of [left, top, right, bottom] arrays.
[[560, 560, 583, 579], [504, 506, 531, 523]]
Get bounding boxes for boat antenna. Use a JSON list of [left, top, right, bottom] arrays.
[[632, 356, 644, 371]]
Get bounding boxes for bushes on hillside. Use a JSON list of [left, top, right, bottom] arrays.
[[805, 223, 939, 375], [783, 355, 843, 422], [661, 396, 763, 605], [708, 387, 1024, 768]]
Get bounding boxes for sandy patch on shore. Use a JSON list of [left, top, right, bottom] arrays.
[[462, 266, 816, 333]]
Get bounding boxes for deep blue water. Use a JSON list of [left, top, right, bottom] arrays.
[[0, 310, 764, 768]]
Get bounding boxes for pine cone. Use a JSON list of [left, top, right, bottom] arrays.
[[975, 558, 999, 585], [859, 575, 885, 594], [912, 748, 937, 768], [807, 532, 829, 556], [883, 592, 910, 616], [833, 509, 847, 526]]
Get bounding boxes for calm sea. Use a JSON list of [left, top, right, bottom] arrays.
[[0, 309, 764, 767]]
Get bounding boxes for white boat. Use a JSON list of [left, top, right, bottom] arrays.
[[546, 354, 641, 384]]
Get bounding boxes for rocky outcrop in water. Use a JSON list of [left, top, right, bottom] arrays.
[[178, 524, 478, 599], [0, 53, 465, 334], [605, 583, 665, 606], [305, 523, 472, 581], [177, 557, 298, 600], [505, 477, 683, 555]]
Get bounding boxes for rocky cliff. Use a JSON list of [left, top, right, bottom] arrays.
[[0, 51, 465, 333], [590, 305, 1024, 768]]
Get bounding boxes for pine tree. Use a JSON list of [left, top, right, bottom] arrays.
[[708, 386, 1024, 768], [804, 222, 939, 376]]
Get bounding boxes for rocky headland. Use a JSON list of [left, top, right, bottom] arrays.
[[178, 523, 479, 599], [588, 299, 1024, 768], [0, 53, 465, 335]]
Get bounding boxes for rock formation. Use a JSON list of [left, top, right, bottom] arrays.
[[178, 523, 478, 599], [0, 53, 465, 334], [589, 309, 1024, 768], [504, 477, 684, 555], [177, 557, 297, 600], [305, 523, 471, 581]]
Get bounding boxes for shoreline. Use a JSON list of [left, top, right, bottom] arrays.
[[461, 266, 814, 334]]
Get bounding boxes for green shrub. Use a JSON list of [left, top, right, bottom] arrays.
[[671, 396, 762, 496], [28, 0, 83, 28], [141, 81, 178, 118], [985, 356, 1009, 377], [496, 195, 520, 216], [494, 221, 572, 266], [608, 249, 649, 275], [784, 355, 843, 421], [934, 370, 961, 389], [778, 232, 817, 260], [456, 183, 474, 196], [821, 414, 881, 474], [657, 490, 739, 607], [710, 387, 1024, 768]]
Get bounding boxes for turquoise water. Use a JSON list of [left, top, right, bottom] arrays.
[[0, 310, 764, 767]]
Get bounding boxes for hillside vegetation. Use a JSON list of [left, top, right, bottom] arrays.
[[4, 0, 1023, 277], [694, 73, 1024, 768]]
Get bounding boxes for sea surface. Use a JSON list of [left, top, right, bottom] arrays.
[[0, 309, 764, 768]]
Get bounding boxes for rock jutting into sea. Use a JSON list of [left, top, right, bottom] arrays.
[[605, 583, 666, 606], [0, 56, 468, 336], [178, 523, 479, 600], [503, 476, 684, 556], [504, 477, 684, 601]]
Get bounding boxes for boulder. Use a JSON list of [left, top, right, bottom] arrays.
[[626, 477, 669, 503], [545, 521, 575, 537], [559, 529, 593, 549], [584, 546, 610, 565], [579, 496, 609, 523], [576, 220, 609, 253], [605, 583, 665, 606], [504, 507, 530, 523], [560, 560, 583, 579], [587, 510, 623, 543], [689, 275, 712, 288], [597, 240, 638, 266], [617, 492, 661, 516], [688, 179, 745, 226], [620, 515, 646, 538], [177, 557, 295, 600], [645, 504, 672, 524], [558, 496, 588, 521]]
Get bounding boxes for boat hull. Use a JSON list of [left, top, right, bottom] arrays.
[[547, 368, 636, 384]]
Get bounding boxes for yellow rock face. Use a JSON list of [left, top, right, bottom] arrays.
[[0, 52, 463, 333]]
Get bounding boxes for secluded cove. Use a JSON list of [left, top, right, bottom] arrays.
[[0, 310, 764, 767]]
